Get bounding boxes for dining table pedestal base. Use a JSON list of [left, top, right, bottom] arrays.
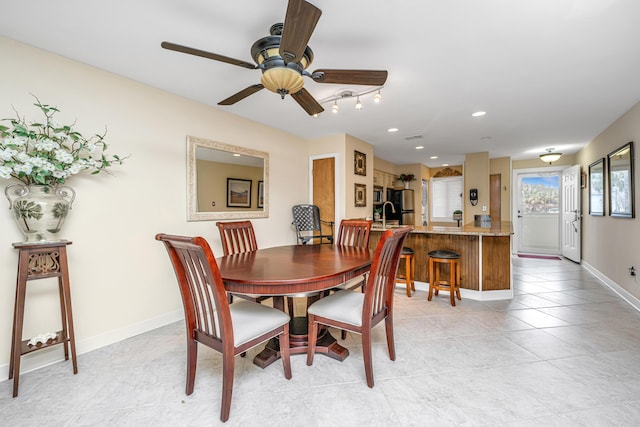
[[253, 316, 349, 369]]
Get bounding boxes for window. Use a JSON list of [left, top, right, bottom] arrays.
[[431, 177, 463, 222]]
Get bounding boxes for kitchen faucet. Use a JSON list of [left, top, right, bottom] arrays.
[[382, 201, 396, 229]]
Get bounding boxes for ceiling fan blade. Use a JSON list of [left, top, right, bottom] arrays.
[[279, 0, 322, 63], [312, 69, 388, 86], [291, 88, 324, 115], [218, 84, 264, 105], [161, 41, 256, 70]]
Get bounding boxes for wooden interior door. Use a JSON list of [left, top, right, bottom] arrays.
[[490, 174, 501, 222], [312, 157, 335, 241]]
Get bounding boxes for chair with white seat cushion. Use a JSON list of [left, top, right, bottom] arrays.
[[330, 218, 372, 339], [156, 233, 292, 423], [306, 226, 412, 388]]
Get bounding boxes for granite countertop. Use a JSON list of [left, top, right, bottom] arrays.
[[371, 222, 513, 236]]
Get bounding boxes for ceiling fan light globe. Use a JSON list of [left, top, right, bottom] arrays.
[[261, 67, 304, 95]]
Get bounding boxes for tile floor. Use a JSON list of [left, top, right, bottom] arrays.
[[3, 256, 640, 426]]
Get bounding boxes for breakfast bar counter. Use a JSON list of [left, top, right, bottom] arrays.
[[370, 222, 514, 300]]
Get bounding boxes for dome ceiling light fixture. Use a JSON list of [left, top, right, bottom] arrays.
[[540, 148, 563, 164]]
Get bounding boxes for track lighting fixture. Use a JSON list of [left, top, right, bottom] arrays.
[[319, 86, 383, 115]]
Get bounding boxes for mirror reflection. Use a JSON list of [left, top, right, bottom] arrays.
[[608, 141, 634, 218], [187, 136, 269, 221]]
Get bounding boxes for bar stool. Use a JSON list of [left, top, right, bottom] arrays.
[[428, 249, 461, 306], [396, 247, 416, 297]]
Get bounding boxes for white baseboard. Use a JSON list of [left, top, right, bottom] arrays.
[[582, 261, 640, 312], [0, 309, 183, 381]]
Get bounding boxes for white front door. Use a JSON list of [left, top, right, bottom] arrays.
[[561, 165, 581, 262], [515, 172, 561, 254]]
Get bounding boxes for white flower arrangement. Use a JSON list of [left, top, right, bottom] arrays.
[[0, 96, 128, 186]]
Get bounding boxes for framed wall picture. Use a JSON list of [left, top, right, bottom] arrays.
[[588, 158, 605, 216], [354, 183, 366, 207], [354, 150, 366, 176], [227, 178, 252, 208], [257, 180, 264, 208], [608, 141, 634, 218]]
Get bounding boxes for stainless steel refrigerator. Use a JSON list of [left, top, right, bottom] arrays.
[[393, 189, 415, 225]]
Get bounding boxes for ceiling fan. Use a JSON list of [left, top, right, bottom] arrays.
[[161, 0, 388, 116]]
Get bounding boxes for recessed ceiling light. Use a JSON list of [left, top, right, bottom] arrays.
[[415, 146, 424, 150], [233, 154, 241, 157], [442, 163, 449, 166], [387, 127, 399, 133], [472, 111, 486, 117], [430, 156, 438, 159]]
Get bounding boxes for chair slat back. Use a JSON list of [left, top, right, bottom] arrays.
[[156, 234, 232, 345], [363, 227, 412, 323], [216, 221, 258, 256], [336, 219, 372, 249]]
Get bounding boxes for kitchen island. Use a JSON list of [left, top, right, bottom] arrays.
[[370, 222, 514, 300]]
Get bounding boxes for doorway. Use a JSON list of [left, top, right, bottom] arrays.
[[513, 165, 582, 261], [311, 156, 336, 240], [515, 171, 561, 255]]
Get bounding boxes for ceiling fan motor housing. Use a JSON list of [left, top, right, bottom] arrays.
[[251, 29, 314, 98]]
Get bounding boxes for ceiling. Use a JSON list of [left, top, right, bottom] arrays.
[[2, 0, 640, 167]]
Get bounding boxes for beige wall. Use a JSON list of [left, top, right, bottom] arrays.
[[577, 101, 640, 300], [345, 135, 375, 220], [0, 37, 309, 373], [512, 153, 577, 169], [373, 157, 398, 175], [464, 152, 490, 224]]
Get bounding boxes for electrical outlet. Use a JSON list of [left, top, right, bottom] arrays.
[[482, 205, 487, 212], [629, 266, 636, 277]]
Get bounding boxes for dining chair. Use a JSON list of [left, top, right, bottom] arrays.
[[331, 219, 372, 339], [216, 220, 258, 255], [306, 226, 412, 388], [333, 218, 372, 290], [216, 221, 272, 306], [156, 233, 292, 423], [291, 204, 334, 245]]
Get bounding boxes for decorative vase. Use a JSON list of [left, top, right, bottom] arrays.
[[5, 184, 75, 243], [404, 181, 410, 189]]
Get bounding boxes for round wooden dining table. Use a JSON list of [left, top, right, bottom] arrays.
[[217, 244, 372, 368]]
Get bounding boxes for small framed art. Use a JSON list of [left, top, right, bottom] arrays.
[[355, 183, 366, 207], [354, 150, 366, 176], [227, 178, 252, 208]]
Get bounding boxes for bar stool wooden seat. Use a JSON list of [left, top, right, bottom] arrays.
[[396, 247, 416, 297], [427, 249, 461, 306]]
